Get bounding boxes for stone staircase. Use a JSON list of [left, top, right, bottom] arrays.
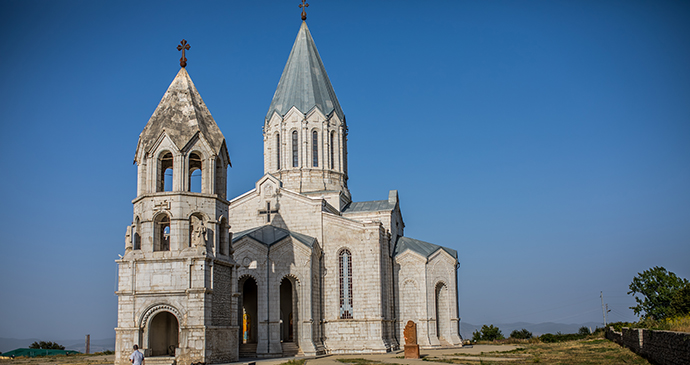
[[281, 342, 300, 357], [239, 343, 257, 358], [145, 356, 176, 365]]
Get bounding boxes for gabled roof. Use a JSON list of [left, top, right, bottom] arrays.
[[233, 225, 316, 248], [265, 21, 344, 123], [342, 200, 396, 214], [136, 68, 227, 159], [394, 236, 457, 259]]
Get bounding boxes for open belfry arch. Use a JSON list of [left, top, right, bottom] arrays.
[[116, 4, 461, 364]]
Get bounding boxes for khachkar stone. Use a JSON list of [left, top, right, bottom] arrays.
[[404, 320, 420, 359]]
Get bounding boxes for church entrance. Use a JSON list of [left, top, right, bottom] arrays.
[[149, 311, 178, 356], [240, 277, 258, 344], [280, 277, 297, 344], [435, 283, 450, 345]]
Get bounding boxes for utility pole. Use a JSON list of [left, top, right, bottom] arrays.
[[601, 291, 607, 326]]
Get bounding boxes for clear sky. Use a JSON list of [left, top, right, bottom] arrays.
[[1, 0, 689, 340]]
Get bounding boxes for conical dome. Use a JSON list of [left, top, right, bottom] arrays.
[[136, 68, 227, 158], [266, 21, 344, 123]]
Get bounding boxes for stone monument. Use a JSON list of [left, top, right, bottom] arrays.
[[404, 320, 420, 359]]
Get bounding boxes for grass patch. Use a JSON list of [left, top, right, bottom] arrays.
[[280, 360, 306, 365], [423, 339, 651, 364]]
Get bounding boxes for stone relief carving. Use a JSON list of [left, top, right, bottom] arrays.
[[191, 216, 207, 247]]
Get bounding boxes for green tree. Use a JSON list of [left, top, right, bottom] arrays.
[[472, 324, 504, 341], [509, 328, 533, 339], [628, 266, 690, 320], [29, 341, 65, 350], [578, 326, 590, 336]]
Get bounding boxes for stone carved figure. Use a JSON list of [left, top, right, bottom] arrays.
[[125, 225, 133, 251], [191, 216, 207, 247], [404, 320, 420, 359]]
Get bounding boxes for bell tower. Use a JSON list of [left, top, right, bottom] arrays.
[[263, 20, 351, 210], [115, 42, 238, 365]]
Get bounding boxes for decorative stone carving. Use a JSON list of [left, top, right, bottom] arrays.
[[125, 225, 133, 251], [404, 320, 420, 359], [191, 216, 207, 247]]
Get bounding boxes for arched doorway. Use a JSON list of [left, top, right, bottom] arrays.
[[149, 311, 178, 356], [240, 277, 258, 344], [435, 282, 450, 345], [280, 277, 297, 344]]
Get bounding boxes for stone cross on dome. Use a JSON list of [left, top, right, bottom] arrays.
[[299, 0, 309, 21], [177, 39, 190, 68]]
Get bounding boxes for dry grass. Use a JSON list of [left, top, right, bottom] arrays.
[[0, 354, 113, 365], [422, 339, 651, 364]]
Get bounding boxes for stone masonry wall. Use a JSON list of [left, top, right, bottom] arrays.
[[606, 326, 690, 365]]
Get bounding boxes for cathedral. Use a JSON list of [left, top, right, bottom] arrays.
[[115, 13, 461, 365]]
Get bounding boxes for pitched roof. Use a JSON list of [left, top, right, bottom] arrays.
[[265, 21, 344, 122], [233, 225, 316, 248], [394, 236, 457, 259], [342, 200, 396, 214], [136, 68, 227, 158]]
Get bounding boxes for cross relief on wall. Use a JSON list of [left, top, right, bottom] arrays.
[[258, 201, 279, 223]]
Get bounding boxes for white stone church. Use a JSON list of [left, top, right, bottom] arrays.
[[115, 18, 461, 365]]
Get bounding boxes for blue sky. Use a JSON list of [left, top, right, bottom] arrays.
[[1, 0, 689, 340]]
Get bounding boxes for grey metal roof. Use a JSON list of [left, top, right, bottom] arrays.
[[342, 200, 396, 214], [394, 236, 457, 259], [136, 68, 228, 159], [233, 225, 316, 248], [265, 21, 344, 122]]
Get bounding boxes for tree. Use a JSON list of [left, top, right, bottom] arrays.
[[578, 326, 590, 336], [628, 266, 690, 320], [509, 328, 533, 339], [29, 341, 65, 350], [472, 324, 504, 341]]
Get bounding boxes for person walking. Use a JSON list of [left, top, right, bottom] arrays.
[[130, 345, 145, 365]]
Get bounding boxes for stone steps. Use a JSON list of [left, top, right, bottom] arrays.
[[239, 343, 257, 358], [281, 342, 300, 357], [145, 356, 176, 365]]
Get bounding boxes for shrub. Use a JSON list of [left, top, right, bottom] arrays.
[[510, 329, 533, 339], [472, 324, 505, 341], [578, 326, 590, 336]]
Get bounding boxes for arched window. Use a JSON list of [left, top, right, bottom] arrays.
[[312, 131, 318, 167], [276, 133, 281, 170], [339, 249, 353, 319], [189, 152, 202, 193], [330, 131, 335, 169], [158, 152, 173, 192], [292, 130, 299, 167], [154, 214, 171, 251], [133, 217, 141, 250]]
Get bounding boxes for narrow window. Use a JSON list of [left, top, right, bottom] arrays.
[[292, 130, 299, 167], [339, 249, 353, 319], [154, 214, 171, 251], [312, 131, 318, 167], [276, 133, 281, 170], [133, 217, 141, 250], [214, 157, 224, 198], [218, 218, 227, 255], [330, 132, 335, 169], [158, 152, 173, 192], [189, 152, 202, 193]]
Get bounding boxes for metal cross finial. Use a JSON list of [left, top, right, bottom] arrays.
[[299, 0, 309, 21], [177, 39, 190, 68]]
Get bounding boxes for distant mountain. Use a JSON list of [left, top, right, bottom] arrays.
[[0, 337, 115, 354], [461, 321, 602, 339]]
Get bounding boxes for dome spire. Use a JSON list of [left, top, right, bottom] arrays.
[[299, 0, 309, 21], [177, 39, 190, 68]]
